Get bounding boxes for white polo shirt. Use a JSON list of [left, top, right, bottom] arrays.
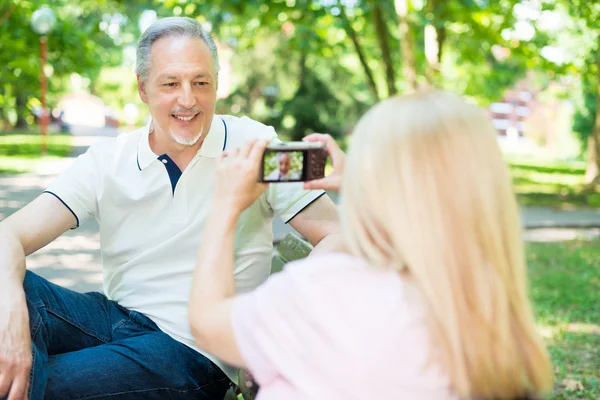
[[45, 115, 324, 381]]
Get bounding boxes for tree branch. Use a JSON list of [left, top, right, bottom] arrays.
[[394, 0, 418, 91], [338, 1, 380, 101], [371, 0, 396, 96], [0, 4, 15, 26]]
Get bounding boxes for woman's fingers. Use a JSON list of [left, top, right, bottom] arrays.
[[239, 139, 258, 158], [302, 133, 344, 192], [303, 133, 344, 166], [249, 139, 269, 164], [303, 176, 341, 191]]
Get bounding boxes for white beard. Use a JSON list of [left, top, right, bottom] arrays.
[[171, 127, 204, 147]]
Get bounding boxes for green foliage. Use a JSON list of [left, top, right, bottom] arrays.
[[541, 1, 600, 165], [0, 0, 154, 128], [167, 0, 532, 137], [573, 73, 598, 153], [1, 0, 595, 159]]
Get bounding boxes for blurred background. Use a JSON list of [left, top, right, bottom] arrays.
[[1, 1, 599, 397], [1, 0, 600, 205]]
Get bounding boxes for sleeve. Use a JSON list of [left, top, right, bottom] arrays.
[[44, 142, 104, 228], [231, 266, 310, 385], [266, 183, 325, 223]]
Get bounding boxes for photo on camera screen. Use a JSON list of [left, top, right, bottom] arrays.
[[263, 151, 304, 182]]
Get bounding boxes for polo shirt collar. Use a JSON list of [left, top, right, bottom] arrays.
[[137, 115, 226, 170]]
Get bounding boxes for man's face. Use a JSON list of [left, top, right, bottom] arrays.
[[138, 35, 217, 147], [278, 154, 291, 175]]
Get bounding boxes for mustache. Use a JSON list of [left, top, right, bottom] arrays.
[[170, 108, 202, 114]]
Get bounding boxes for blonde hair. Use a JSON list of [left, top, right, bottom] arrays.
[[340, 91, 553, 398]]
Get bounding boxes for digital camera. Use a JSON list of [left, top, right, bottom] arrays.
[[260, 142, 328, 183]]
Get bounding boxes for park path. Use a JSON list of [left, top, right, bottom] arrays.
[[2, 133, 600, 293]]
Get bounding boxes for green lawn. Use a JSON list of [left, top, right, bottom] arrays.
[[528, 240, 600, 399], [0, 132, 72, 175], [509, 158, 600, 209]]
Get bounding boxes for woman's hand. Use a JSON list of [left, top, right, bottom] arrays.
[[302, 134, 345, 192], [213, 139, 270, 216]]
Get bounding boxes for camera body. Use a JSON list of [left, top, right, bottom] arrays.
[[260, 142, 328, 183]]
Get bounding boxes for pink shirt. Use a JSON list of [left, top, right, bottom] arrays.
[[232, 253, 457, 399]]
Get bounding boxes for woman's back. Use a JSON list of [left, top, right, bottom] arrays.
[[232, 253, 458, 399], [191, 90, 552, 400]]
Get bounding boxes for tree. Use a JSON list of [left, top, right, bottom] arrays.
[[395, 0, 418, 91], [0, 0, 152, 130], [545, 0, 600, 186], [585, 36, 600, 187]]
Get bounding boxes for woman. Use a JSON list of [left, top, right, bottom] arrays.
[[189, 91, 553, 399]]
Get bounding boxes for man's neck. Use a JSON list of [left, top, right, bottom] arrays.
[[149, 131, 204, 172]]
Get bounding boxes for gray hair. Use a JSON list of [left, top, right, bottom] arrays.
[[136, 17, 220, 82]]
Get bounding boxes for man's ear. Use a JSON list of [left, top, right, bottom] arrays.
[[137, 75, 148, 104]]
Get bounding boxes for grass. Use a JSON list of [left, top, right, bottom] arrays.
[[0, 131, 72, 175], [508, 158, 600, 209], [528, 240, 600, 399]]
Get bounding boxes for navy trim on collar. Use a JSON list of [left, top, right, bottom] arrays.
[[221, 118, 228, 151], [158, 154, 182, 195]]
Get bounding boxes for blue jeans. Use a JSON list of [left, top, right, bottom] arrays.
[[14, 270, 231, 400]]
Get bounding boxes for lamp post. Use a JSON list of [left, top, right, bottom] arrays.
[[31, 6, 56, 154]]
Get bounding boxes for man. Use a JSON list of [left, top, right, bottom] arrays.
[[0, 17, 340, 400], [265, 153, 300, 181]]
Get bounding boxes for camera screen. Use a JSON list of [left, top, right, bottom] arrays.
[[263, 150, 304, 182]]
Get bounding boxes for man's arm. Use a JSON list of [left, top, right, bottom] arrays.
[[287, 194, 346, 256], [1, 193, 77, 277], [0, 193, 77, 399]]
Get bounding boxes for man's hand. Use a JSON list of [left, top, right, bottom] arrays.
[[214, 139, 270, 216], [0, 289, 32, 400]]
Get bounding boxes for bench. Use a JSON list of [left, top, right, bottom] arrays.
[[224, 233, 313, 400]]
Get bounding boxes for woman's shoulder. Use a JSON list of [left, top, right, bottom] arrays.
[[267, 253, 448, 394], [279, 252, 419, 319], [283, 252, 402, 288]]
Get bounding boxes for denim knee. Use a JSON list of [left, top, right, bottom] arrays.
[[23, 270, 45, 307]]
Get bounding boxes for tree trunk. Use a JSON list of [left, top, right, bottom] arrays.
[[394, 0, 418, 92], [0, 4, 14, 26], [15, 91, 28, 129], [437, 25, 447, 70], [338, 1, 380, 101], [0, 106, 7, 130], [371, 0, 397, 97], [298, 51, 307, 88], [584, 38, 600, 189], [424, 0, 446, 86]]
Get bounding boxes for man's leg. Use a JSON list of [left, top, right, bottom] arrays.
[[45, 321, 231, 399], [23, 270, 122, 399], [23, 270, 230, 399]]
